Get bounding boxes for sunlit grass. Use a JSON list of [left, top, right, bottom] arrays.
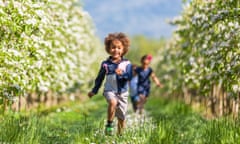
[[0, 95, 240, 144]]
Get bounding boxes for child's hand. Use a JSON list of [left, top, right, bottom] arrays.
[[157, 83, 163, 88], [88, 92, 95, 98], [115, 68, 123, 75]]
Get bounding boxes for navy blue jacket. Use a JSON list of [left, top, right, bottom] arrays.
[[91, 57, 132, 94], [135, 67, 153, 89]]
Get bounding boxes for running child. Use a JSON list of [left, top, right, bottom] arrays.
[[135, 54, 163, 114], [88, 32, 132, 135]]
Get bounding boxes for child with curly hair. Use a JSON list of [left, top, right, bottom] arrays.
[[134, 54, 163, 114], [88, 32, 132, 135]]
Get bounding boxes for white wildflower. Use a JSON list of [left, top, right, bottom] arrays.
[[56, 108, 61, 113], [84, 137, 89, 141]]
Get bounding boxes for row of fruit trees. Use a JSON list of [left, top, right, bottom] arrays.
[[1, 0, 239, 118], [157, 0, 240, 118], [0, 0, 101, 113]]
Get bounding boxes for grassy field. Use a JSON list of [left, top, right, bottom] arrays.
[[0, 95, 240, 144]]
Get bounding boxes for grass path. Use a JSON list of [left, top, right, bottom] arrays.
[[1, 95, 240, 143]]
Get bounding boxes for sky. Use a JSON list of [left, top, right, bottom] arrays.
[[82, 0, 183, 39]]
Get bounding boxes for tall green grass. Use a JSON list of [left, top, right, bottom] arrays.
[[0, 95, 240, 143], [146, 96, 240, 144], [0, 114, 41, 143]]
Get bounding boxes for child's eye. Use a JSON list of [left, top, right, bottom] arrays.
[[111, 45, 122, 49], [113, 46, 119, 49]]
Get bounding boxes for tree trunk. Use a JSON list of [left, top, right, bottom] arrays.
[[222, 91, 228, 115], [233, 93, 240, 119], [18, 96, 21, 112], [226, 95, 231, 115], [210, 85, 216, 116], [218, 87, 223, 117], [183, 87, 191, 105]]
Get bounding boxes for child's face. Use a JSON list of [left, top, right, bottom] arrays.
[[109, 40, 124, 59], [142, 59, 150, 68]]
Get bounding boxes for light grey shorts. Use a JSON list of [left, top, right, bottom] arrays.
[[103, 91, 128, 120]]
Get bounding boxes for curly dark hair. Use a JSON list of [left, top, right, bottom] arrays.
[[104, 32, 130, 56]]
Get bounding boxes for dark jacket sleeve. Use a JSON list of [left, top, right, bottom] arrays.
[[91, 62, 106, 94], [118, 63, 132, 81], [149, 67, 153, 76]]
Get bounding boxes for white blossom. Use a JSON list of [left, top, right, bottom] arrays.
[[35, 10, 45, 18], [232, 85, 240, 93], [36, 50, 46, 57], [38, 85, 48, 92], [25, 18, 37, 25], [0, 0, 99, 99], [35, 60, 42, 69], [8, 49, 21, 56]]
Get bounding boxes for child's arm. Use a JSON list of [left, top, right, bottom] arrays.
[[88, 63, 106, 98], [132, 68, 137, 76], [151, 72, 163, 88]]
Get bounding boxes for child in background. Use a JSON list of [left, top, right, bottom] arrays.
[[129, 64, 138, 112], [135, 54, 163, 114], [88, 32, 132, 135]]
